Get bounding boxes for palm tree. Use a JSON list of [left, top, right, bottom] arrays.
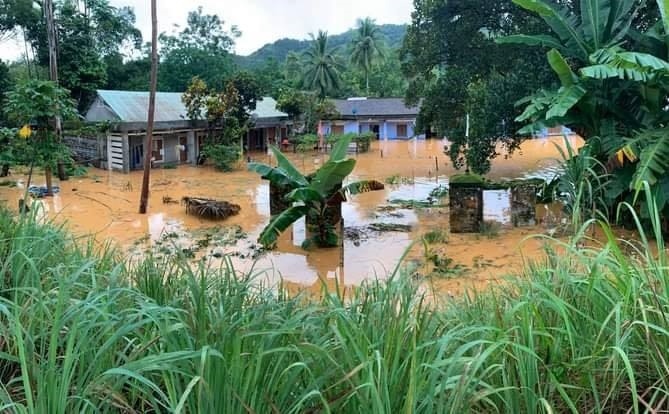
[[350, 17, 385, 95], [302, 31, 343, 99]]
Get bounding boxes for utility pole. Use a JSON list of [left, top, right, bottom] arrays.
[[44, 0, 60, 195], [139, 0, 158, 214]]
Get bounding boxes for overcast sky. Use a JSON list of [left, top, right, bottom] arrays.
[[0, 0, 414, 61]]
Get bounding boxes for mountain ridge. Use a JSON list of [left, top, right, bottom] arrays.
[[235, 24, 407, 68]]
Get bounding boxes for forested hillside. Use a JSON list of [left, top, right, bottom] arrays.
[[235, 24, 406, 68]]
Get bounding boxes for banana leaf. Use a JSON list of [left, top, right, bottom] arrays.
[[258, 205, 310, 248], [310, 159, 356, 196]]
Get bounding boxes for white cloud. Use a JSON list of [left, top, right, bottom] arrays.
[[0, 0, 413, 62], [121, 0, 412, 55]]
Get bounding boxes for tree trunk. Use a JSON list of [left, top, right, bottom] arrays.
[[57, 162, 68, 181], [45, 166, 53, 197], [365, 70, 369, 96], [45, 0, 61, 195], [139, 0, 158, 214]]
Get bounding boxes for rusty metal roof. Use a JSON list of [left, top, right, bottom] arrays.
[[92, 90, 286, 123]]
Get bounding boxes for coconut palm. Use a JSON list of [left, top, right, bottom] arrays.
[[302, 30, 344, 99], [350, 17, 386, 94]]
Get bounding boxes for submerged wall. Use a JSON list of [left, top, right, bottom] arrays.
[[449, 184, 483, 233], [511, 184, 537, 227]]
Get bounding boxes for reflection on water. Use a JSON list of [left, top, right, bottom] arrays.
[[0, 136, 582, 290]]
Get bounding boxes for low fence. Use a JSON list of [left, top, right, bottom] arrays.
[[63, 135, 107, 168]]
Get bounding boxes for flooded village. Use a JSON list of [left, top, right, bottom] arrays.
[[0, 134, 581, 295], [2, 0, 668, 411]]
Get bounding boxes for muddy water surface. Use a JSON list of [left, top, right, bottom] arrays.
[[0, 136, 582, 294]]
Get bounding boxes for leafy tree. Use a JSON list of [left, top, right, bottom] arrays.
[[302, 31, 344, 99], [0, 59, 11, 126], [17, 0, 142, 110], [159, 7, 238, 92], [284, 51, 302, 88], [401, 0, 554, 174], [103, 52, 150, 91], [252, 58, 287, 97], [0, 127, 18, 176], [249, 134, 384, 248], [350, 17, 386, 94], [226, 71, 261, 125], [505, 0, 669, 219], [182, 74, 260, 170], [276, 88, 306, 122], [4, 80, 77, 194]]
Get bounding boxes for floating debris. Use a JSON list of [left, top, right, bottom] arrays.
[[28, 185, 60, 197], [181, 197, 241, 220], [162, 195, 179, 204], [368, 223, 412, 233]]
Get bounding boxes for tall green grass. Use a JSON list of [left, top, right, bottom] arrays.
[[0, 189, 668, 412]]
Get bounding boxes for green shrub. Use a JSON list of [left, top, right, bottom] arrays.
[[203, 143, 240, 172]]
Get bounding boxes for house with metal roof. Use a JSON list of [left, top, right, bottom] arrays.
[[320, 97, 421, 140], [84, 90, 289, 172]]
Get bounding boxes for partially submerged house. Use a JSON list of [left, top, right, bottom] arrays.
[[84, 90, 289, 172], [320, 97, 421, 140]]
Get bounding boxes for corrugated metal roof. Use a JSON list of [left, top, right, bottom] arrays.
[[252, 97, 286, 119], [97, 90, 187, 123], [332, 98, 419, 117], [93, 90, 287, 123]]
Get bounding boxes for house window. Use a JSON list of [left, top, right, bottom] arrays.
[[397, 124, 408, 137], [331, 125, 344, 135]]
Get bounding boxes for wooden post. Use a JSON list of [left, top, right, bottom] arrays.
[[44, 0, 60, 194], [139, 0, 158, 214]]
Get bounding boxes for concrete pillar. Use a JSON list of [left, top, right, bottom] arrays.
[[121, 132, 130, 173], [106, 134, 112, 171], [449, 182, 483, 233], [269, 181, 291, 216], [187, 130, 195, 164], [511, 183, 538, 227], [383, 122, 388, 140]]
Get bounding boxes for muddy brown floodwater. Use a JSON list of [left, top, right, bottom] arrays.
[[0, 136, 582, 295]]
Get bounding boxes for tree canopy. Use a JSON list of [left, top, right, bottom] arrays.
[[401, 0, 555, 174]]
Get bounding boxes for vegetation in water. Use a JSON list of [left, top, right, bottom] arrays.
[[504, 0, 669, 226], [385, 174, 414, 185], [249, 134, 384, 248]]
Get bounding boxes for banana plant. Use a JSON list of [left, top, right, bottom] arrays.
[[249, 134, 384, 249], [500, 0, 669, 218]]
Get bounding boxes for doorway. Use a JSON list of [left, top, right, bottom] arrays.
[[372, 125, 380, 139], [152, 137, 163, 162], [179, 136, 188, 163]]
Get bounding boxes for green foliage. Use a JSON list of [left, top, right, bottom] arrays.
[[402, 0, 556, 174], [202, 143, 241, 172], [350, 17, 386, 94], [276, 87, 306, 120], [249, 134, 384, 248], [4, 79, 77, 126], [236, 24, 406, 69], [159, 7, 238, 92], [508, 0, 669, 222], [302, 31, 344, 99], [15, 0, 142, 109], [3, 184, 669, 411]]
